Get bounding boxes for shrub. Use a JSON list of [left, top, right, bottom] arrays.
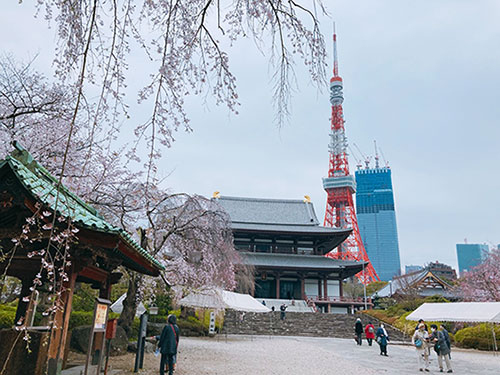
[[195, 309, 224, 332], [178, 316, 206, 336], [0, 310, 15, 328], [69, 311, 119, 331], [130, 317, 140, 339], [168, 309, 181, 318], [148, 315, 169, 324], [71, 284, 98, 312], [154, 293, 173, 316], [0, 304, 17, 313], [454, 324, 500, 351]]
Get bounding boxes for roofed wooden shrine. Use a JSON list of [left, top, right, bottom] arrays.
[[0, 142, 163, 375]]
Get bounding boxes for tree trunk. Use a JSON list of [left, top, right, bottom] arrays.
[[118, 228, 147, 338], [118, 272, 141, 338]]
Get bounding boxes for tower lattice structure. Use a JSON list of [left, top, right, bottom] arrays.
[[322, 31, 379, 284]]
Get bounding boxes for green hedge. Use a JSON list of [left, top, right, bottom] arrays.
[[68, 311, 120, 330], [0, 310, 15, 328], [0, 304, 17, 313], [0, 306, 125, 331], [177, 316, 205, 336], [454, 324, 500, 351], [148, 315, 169, 324]]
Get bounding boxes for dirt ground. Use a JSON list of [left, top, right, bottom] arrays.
[[67, 335, 500, 375]]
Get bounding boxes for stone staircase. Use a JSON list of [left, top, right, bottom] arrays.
[[223, 310, 408, 342]]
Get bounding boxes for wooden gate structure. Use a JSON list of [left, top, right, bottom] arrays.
[[0, 142, 163, 375]]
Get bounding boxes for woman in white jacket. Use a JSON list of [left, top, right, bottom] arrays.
[[412, 323, 430, 372]]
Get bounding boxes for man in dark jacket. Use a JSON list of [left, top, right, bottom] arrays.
[[158, 314, 180, 375], [354, 318, 363, 345], [280, 303, 287, 320]]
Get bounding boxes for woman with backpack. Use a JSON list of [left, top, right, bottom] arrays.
[[158, 314, 180, 375], [412, 323, 430, 372], [376, 323, 389, 356], [365, 321, 375, 346]]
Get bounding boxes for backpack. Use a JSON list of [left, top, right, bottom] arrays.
[[368, 326, 374, 333]]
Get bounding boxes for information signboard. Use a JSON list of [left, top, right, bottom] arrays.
[[94, 303, 108, 331]]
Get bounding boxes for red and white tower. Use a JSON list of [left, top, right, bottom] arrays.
[[323, 30, 379, 283]]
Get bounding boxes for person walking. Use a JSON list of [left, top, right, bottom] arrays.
[[413, 323, 430, 372], [354, 318, 363, 345], [365, 321, 375, 346], [280, 303, 287, 320], [158, 314, 180, 375], [430, 324, 453, 373], [440, 324, 452, 359], [376, 323, 389, 356]]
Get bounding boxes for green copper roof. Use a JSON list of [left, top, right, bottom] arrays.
[[1, 142, 163, 272]]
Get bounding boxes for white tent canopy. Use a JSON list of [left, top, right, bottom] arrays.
[[110, 293, 147, 317], [179, 289, 271, 313], [406, 302, 500, 323]]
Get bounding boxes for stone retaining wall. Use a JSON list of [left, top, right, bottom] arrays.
[[223, 311, 408, 342]]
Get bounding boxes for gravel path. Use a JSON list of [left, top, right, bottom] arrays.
[[105, 336, 500, 375]]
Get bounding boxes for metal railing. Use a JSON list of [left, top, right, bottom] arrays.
[[306, 295, 373, 304]]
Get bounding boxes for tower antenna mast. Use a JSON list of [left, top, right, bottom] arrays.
[[323, 28, 379, 284]]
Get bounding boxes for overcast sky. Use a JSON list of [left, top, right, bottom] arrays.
[[2, 1, 500, 273]]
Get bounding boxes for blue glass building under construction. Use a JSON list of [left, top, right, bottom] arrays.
[[355, 167, 401, 281]]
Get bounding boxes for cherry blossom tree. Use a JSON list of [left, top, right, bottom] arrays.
[[460, 248, 500, 302], [2, 0, 330, 339], [113, 190, 242, 334], [31, 0, 328, 182]]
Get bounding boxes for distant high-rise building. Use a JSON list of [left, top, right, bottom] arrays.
[[355, 167, 401, 281], [456, 243, 489, 276], [405, 265, 423, 274]]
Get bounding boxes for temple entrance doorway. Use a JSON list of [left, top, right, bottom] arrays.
[[280, 280, 301, 299], [254, 279, 276, 298]]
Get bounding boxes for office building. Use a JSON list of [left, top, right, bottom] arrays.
[[355, 167, 401, 281], [456, 243, 489, 276]]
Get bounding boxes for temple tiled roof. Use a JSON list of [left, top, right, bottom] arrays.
[[217, 196, 320, 225], [241, 252, 365, 278], [217, 196, 350, 236], [0, 142, 163, 273], [375, 269, 456, 298], [242, 252, 364, 269]]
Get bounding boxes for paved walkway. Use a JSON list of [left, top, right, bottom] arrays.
[[306, 336, 500, 374], [105, 335, 500, 374]]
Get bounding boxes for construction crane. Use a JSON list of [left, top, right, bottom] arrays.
[[348, 145, 363, 170], [353, 142, 371, 170]]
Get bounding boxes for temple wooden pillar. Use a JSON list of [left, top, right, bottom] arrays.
[[275, 273, 280, 299], [317, 278, 322, 299], [339, 278, 343, 297], [47, 266, 77, 375], [300, 276, 305, 300], [323, 276, 328, 300]]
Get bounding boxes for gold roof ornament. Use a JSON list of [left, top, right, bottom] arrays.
[[303, 195, 311, 203], [212, 191, 221, 199]]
